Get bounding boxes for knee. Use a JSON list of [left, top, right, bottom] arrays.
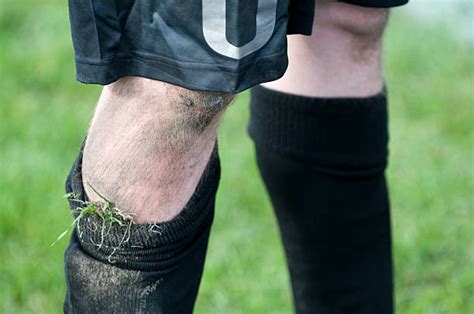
[[82, 78, 231, 220], [95, 77, 234, 153], [107, 77, 233, 135], [308, 1, 389, 54], [317, 1, 389, 39]]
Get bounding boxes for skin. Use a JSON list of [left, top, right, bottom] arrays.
[[82, 79, 234, 223], [82, 0, 389, 224], [264, 1, 389, 97]]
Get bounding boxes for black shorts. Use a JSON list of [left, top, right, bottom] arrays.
[[69, 0, 408, 93]]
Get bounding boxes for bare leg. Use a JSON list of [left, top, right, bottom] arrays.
[[263, 1, 388, 97], [82, 77, 234, 223]]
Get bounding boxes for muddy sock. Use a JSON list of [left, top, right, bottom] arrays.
[[63, 142, 220, 314], [249, 86, 393, 314]]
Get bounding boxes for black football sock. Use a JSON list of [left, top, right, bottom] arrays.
[[63, 142, 220, 314], [249, 86, 393, 314]]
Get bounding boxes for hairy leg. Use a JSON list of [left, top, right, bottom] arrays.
[[82, 77, 234, 223], [64, 78, 233, 313]]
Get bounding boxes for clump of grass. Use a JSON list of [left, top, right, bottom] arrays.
[[52, 183, 135, 261]]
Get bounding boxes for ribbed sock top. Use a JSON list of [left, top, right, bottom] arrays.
[[248, 85, 389, 166], [65, 142, 220, 271]]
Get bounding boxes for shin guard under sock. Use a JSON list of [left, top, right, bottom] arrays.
[[63, 143, 220, 314], [249, 86, 393, 314]]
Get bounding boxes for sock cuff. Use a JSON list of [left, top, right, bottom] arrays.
[[65, 141, 220, 271], [250, 85, 388, 114], [248, 85, 389, 165]]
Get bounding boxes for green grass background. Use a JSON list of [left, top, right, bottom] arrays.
[[0, 2, 473, 313]]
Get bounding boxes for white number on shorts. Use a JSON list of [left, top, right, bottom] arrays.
[[202, 0, 277, 59]]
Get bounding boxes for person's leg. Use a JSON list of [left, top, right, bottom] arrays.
[[64, 77, 233, 313], [63, 0, 296, 310], [82, 78, 233, 223], [250, 1, 393, 313], [263, 1, 387, 97]]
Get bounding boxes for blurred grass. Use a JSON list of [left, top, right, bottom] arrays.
[[0, 1, 473, 313]]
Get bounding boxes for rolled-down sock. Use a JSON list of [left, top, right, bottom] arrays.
[[63, 143, 220, 314], [249, 86, 394, 314]]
